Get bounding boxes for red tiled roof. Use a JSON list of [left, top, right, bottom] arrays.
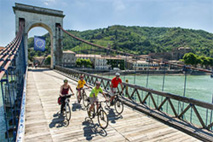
[[63, 50, 76, 54], [0, 46, 5, 51]]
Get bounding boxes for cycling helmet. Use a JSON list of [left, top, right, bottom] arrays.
[[115, 72, 120, 76], [80, 75, 84, 78], [96, 81, 101, 85], [64, 79, 68, 83]]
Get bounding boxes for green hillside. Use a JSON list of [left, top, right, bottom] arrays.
[[28, 25, 213, 58]]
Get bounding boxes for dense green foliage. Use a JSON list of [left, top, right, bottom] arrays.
[[76, 58, 92, 68], [183, 53, 213, 68], [28, 25, 213, 59], [44, 55, 51, 65], [107, 59, 125, 70]]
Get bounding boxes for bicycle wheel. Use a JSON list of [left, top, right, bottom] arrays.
[[83, 92, 89, 108], [97, 110, 108, 129], [65, 104, 71, 121], [87, 104, 95, 119], [114, 100, 124, 115]]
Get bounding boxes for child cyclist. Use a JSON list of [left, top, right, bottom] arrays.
[[88, 81, 107, 116], [76, 75, 89, 103]]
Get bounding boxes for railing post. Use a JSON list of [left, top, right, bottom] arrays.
[[210, 94, 213, 130], [1, 79, 10, 142], [181, 66, 188, 120], [6, 69, 16, 141]]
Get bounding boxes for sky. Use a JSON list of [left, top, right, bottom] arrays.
[[0, 0, 213, 46]]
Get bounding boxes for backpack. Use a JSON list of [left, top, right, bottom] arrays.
[[58, 97, 61, 105]]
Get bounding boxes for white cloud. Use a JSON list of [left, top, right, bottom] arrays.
[[43, 0, 57, 6], [44, 2, 49, 5]]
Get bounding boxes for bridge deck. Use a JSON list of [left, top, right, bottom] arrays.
[[25, 68, 201, 142]]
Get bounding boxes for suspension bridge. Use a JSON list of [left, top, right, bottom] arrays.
[[0, 3, 213, 142]]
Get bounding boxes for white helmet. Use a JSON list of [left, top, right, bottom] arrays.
[[115, 72, 120, 76]]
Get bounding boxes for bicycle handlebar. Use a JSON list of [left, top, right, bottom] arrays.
[[61, 94, 74, 98]]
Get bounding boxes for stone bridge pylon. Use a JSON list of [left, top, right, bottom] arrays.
[[13, 3, 65, 68]]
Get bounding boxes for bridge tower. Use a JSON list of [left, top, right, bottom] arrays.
[[13, 3, 65, 68]]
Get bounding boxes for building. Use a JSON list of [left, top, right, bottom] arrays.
[[149, 47, 192, 60], [171, 47, 192, 60], [103, 56, 125, 70], [138, 55, 150, 60], [62, 50, 76, 67], [95, 57, 111, 70], [127, 59, 159, 70], [149, 52, 172, 60]]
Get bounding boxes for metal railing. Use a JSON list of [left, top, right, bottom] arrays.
[[55, 66, 213, 132], [16, 67, 28, 142], [0, 20, 26, 142]]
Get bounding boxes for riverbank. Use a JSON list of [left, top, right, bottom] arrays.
[[66, 67, 209, 75], [100, 70, 209, 76]]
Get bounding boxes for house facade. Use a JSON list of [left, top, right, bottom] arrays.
[[62, 50, 76, 67]]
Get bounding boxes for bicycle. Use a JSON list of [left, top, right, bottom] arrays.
[[106, 91, 124, 115], [87, 101, 109, 129], [76, 87, 90, 108], [61, 94, 73, 123]]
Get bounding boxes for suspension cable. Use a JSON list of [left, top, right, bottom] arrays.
[[58, 25, 212, 74]]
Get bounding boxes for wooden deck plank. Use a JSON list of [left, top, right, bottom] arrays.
[[24, 68, 203, 142]]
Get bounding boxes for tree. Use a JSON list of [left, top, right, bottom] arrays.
[[44, 55, 51, 65], [76, 58, 82, 67], [76, 58, 92, 68], [183, 53, 198, 66], [85, 59, 92, 68], [199, 56, 209, 68], [207, 57, 213, 69]]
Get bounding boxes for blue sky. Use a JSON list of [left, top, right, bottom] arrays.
[[0, 0, 212, 46]]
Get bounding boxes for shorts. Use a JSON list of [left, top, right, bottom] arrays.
[[109, 88, 117, 97], [90, 97, 98, 104], [76, 87, 83, 91]]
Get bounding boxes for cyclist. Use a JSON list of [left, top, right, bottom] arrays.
[[88, 81, 107, 116], [60, 79, 74, 114], [76, 75, 89, 103], [109, 72, 123, 106]]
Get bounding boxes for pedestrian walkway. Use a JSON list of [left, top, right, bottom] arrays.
[[24, 68, 201, 142]]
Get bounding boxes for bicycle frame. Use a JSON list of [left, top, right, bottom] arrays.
[[87, 100, 109, 129], [64, 97, 70, 108], [76, 88, 86, 98], [62, 94, 72, 111], [92, 101, 105, 116]]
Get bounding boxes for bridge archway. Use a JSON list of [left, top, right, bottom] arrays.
[[13, 3, 65, 68]]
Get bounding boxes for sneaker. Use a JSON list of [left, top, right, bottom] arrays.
[[59, 113, 63, 118]]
